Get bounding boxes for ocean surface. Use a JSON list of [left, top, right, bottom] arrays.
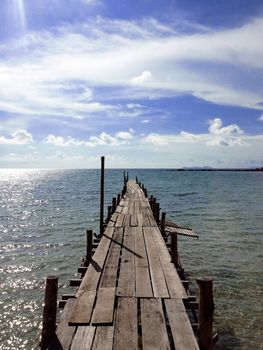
[[0, 169, 262, 349]]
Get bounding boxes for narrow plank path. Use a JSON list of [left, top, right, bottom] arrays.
[[56, 180, 199, 349]]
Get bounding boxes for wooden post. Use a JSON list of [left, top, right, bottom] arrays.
[[123, 171, 126, 186], [40, 276, 58, 350], [136, 176, 138, 184], [152, 197, 156, 212], [196, 277, 214, 350], [171, 233, 179, 268], [155, 202, 160, 223], [144, 188, 148, 198], [117, 193, 121, 205], [85, 229, 93, 266], [112, 197, 117, 213], [161, 212, 166, 237], [149, 195, 153, 209], [100, 156, 105, 236], [107, 206, 112, 222]]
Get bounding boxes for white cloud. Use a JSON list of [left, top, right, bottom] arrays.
[[208, 118, 243, 135], [0, 129, 33, 145], [115, 131, 133, 140], [143, 118, 246, 148], [141, 119, 150, 123], [131, 70, 152, 85], [45, 135, 84, 147], [258, 114, 263, 121]]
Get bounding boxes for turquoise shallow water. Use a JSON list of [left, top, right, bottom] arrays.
[[0, 169, 262, 349]]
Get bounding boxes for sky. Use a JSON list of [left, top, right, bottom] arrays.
[[0, 0, 263, 168]]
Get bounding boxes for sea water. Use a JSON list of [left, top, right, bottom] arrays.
[[0, 169, 262, 349]]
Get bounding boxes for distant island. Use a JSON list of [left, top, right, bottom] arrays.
[[169, 167, 263, 171]]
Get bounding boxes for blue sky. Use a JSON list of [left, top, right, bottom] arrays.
[[0, 0, 263, 168]]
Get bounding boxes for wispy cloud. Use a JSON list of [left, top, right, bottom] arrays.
[[0, 16, 262, 123]]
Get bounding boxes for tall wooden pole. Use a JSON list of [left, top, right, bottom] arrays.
[[196, 277, 214, 350], [100, 156, 105, 236], [40, 276, 58, 349]]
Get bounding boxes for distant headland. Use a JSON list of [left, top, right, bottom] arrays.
[[169, 167, 263, 172]]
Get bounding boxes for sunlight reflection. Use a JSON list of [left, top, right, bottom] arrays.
[[14, 0, 27, 31]]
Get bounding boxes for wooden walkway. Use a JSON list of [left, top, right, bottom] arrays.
[[55, 181, 199, 349]]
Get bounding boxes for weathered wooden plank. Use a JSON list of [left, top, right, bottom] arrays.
[[56, 299, 76, 350], [123, 214, 131, 226], [109, 212, 119, 224], [69, 291, 96, 325], [100, 227, 123, 287], [69, 227, 115, 325], [117, 227, 135, 296], [130, 214, 138, 227], [147, 212, 158, 226], [91, 288, 116, 325], [134, 227, 153, 297], [70, 326, 96, 350], [113, 297, 138, 350], [92, 326, 114, 350], [136, 266, 153, 297], [115, 213, 125, 227], [150, 227, 187, 299], [165, 299, 199, 350], [143, 227, 169, 298], [140, 298, 170, 350]]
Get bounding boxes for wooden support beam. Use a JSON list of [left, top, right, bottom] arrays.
[[40, 276, 58, 350], [70, 279, 82, 287], [181, 280, 189, 291], [196, 277, 214, 350], [171, 233, 179, 268], [100, 156, 105, 236], [112, 197, 117, 213], [155, 202, 160, 223], [58, 300, 67, 309], [117, 193, 121, 205], [78, 266, 88, 274], [62, 294, 75, 300], [107, 206, 112, 223], [160, 212, 166, 237], [84, 229, 93, 267]]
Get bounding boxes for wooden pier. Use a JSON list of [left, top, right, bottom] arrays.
[[40, 163, 215, 350]]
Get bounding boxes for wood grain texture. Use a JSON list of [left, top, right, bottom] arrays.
[[165, 299, 199, 350], [140, 298, 170, 350], [113, 297, 138, 350]]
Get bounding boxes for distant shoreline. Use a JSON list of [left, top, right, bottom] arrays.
[[170, 167, 263, 172]]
